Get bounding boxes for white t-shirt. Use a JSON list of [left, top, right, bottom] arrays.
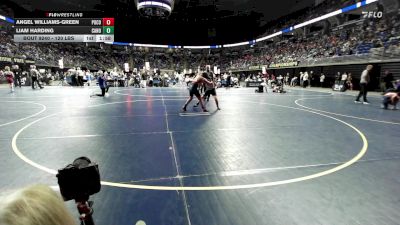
[[30, 69, 40, 77]]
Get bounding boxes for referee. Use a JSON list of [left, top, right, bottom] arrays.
[[355, 65, 373, 104]]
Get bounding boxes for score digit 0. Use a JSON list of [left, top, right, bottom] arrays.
[[102, 18, 114, 26], [103, 26, 114, 34]]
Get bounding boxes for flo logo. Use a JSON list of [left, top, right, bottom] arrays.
[[362, 11, 383, 18]]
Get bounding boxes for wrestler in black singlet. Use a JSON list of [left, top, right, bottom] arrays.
[[189, 82, 201, 97], [182, 73, 211, 112]]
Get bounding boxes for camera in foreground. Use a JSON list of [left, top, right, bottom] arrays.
[[57, 156, 101, 201]]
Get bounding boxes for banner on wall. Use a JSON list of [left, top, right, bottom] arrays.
[[0, 56, 36, 64], [124, 63, 129, 72], [213, 66, 218, 74], [248, 65, 261, 70], [268, 61, 299, 68], [58, 58, 64, 69]]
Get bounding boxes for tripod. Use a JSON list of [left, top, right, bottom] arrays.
[[76, 198, 95, 225]]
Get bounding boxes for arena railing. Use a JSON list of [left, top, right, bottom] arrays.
[[226, 52, 400, 72], [299, 50, 400, 67]]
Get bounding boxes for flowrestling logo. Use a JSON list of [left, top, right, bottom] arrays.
[[362, 11, 383, 19]]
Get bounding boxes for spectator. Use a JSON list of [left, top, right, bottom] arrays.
[[383, 70, 394, 91], [347, 73, 353, 91], [320, 73, 325, 87], [303, 72, 309, 88]]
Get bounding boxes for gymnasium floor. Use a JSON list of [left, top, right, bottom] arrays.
[[0, 85, 399, 225]]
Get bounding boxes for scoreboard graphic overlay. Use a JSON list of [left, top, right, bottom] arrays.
[[13, 12, 114, 43]]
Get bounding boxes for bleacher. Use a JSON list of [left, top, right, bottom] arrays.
[[356, 43, 374, 55]]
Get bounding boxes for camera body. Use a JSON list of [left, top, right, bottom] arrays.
[[57, 157, 101, 201]]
